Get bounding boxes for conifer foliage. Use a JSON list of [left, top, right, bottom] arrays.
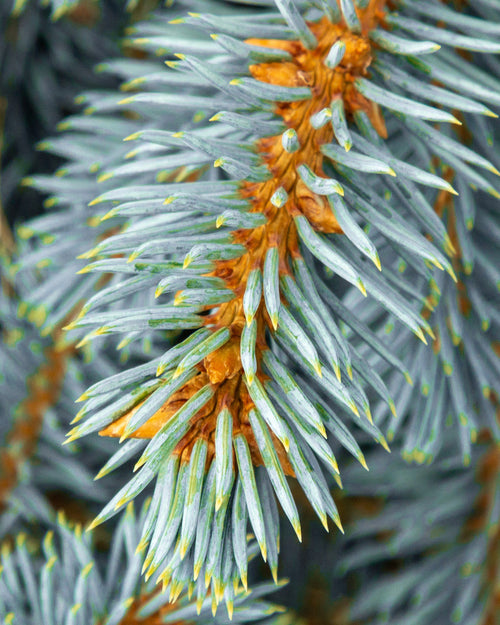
[[0, 0, 127, 223], [0, 501, 284, 623], [1, 1, 499, 624]]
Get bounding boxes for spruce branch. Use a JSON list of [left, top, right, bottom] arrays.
[[0, 0, 125, 223], [0, 274, 132, 537], [341, 157, 500, 463], [0, 330, 73, 512], [0, 501, 285, 623], [338, 429, 500, 624], [0, 226, 132, 536], [15, 0, 500, 615], [341, 34, 500, 462]]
